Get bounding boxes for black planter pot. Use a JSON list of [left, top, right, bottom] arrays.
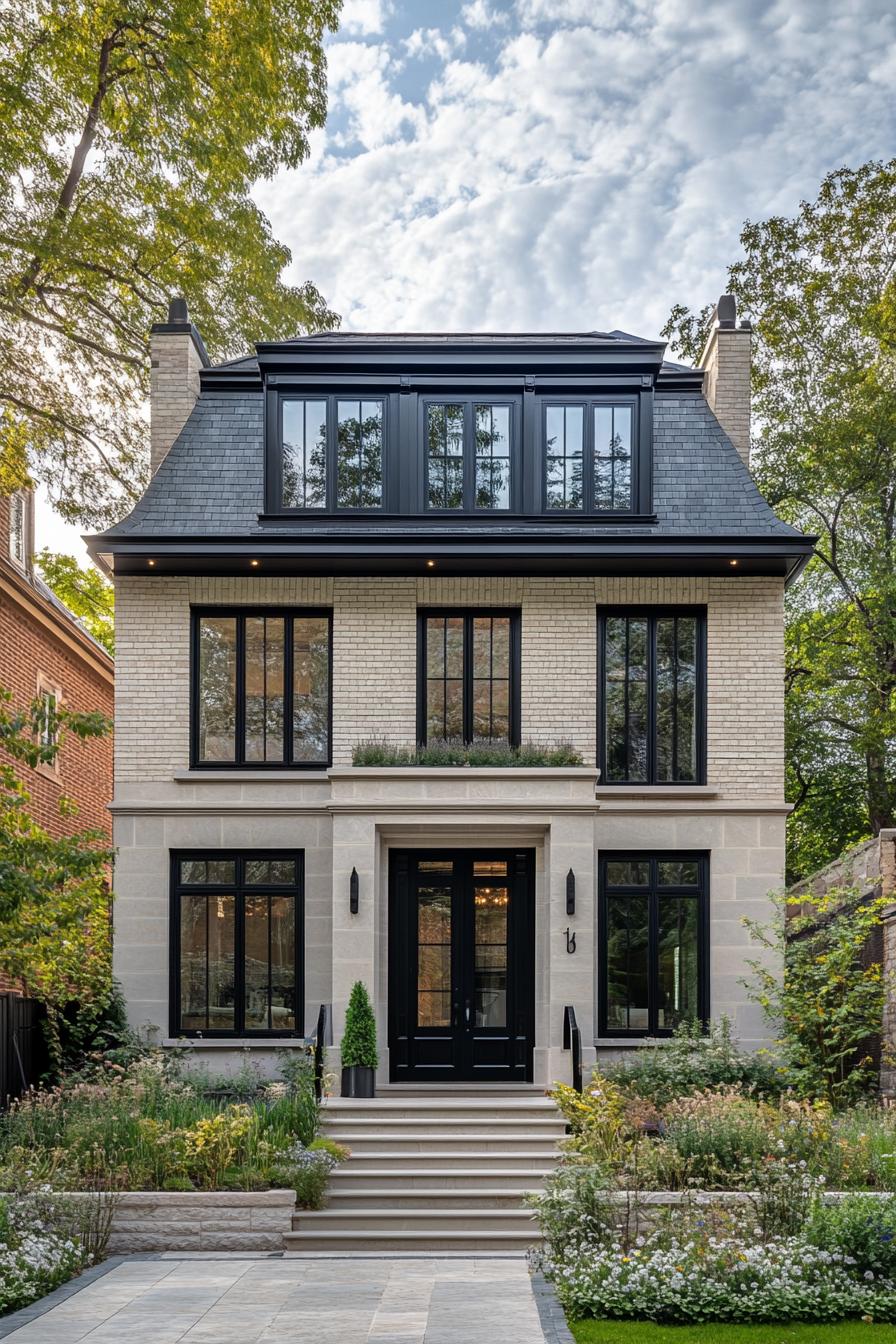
[[341, 1064, 375, 1098]]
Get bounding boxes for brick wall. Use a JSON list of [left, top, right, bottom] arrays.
[[114, 573, 786, 800], [150, 327, 204, 474], [701, 326, 752, 467]]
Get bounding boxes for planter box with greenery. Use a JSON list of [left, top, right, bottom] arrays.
[[351, 738, 583, 767], [341, 981, 378, 1097]]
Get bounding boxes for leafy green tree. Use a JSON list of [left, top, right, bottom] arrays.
[[35, 549, 114, 653], [744, 887, 886, 1108], [340, 980, 378, 1069], [0, 0, 341, 527], [0, 688, 113, 1068], [664, 160, 896, 877]]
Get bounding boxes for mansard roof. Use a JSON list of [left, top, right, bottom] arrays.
[[90, 329, 813, 580]]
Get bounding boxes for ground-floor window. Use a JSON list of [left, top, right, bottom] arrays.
[[598, 852, 708, 1037], [170, 851, 303, 1037]]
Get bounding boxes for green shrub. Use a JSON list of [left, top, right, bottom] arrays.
[[341, 981, 378, 1069], [351, 737, 583, 767], [745, 886, 887, 1108], [805, 1195, 896, 1275], [310, 1135, 351, 1162], [605, 1018, 781, 1106], [271, 1140, 343, 1209]]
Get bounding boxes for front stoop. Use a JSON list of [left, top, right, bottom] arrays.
[[285, 1091, 564, 1253]]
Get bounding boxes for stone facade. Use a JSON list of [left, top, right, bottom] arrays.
[[96, 1190, 296, 1253], [111, 571, 788, 1082]]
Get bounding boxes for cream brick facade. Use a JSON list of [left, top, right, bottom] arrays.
[[150, 323, 206, 474], [114, 573, 785, 797], [111, 571, 787, 1081]]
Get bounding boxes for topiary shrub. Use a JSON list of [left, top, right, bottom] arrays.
[[341, 981, 378, 1069]]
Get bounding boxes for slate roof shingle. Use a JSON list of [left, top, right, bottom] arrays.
[[102, 388, 800, 541]]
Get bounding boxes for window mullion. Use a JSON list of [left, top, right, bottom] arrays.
[[648, 861, 659, 1035], [647, 616, 657, 785], [463, 614, 474, 744], [284, 616, 294, 766], [235, 886, 245, 1037], [236, 615, 246, 768]]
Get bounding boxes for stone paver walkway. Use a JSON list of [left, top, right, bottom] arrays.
[[2, 1256, 550, 1343]]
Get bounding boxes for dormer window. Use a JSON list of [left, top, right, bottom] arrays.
[[425, 400, 515, 512], [545, 399, 637, 513], [280, 396, 384, 511]]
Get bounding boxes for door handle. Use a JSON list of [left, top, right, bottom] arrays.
[[464, 998, 472, 1027]]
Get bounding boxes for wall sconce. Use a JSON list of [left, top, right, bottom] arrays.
[[566, 868, 576, 916], [349, 867, 359, 915]]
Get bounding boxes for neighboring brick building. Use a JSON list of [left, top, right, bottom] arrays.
[[90, 296, 814, 1083], [0, 490, 114, 989]]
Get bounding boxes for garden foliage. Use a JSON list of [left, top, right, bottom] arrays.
[[352, 737, 583, 767]]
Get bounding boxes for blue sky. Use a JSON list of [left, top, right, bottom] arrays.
[[44, 0, 896, 557]]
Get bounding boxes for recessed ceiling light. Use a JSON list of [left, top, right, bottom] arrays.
[[147, 559, 155, 567], [250, 559, 260, 568], [729, 559, 739, 567], [426, 559, 435, 568]]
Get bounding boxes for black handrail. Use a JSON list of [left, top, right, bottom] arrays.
[[313, 1003, 332, 1102], [563, 1004, 582, 1093]]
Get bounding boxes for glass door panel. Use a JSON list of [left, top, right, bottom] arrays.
[[417, 882, 453, 1028]]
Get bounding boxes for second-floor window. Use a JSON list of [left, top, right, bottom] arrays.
[[598, 607, 706, 785], [545, 400, 636, 512], [192, 609, 331, 768], [281, 397, 384, 510], [425, 400, 514, 511], [419, 610, 520, 745]]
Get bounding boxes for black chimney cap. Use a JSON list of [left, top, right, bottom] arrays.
[[168, 296, 189, 324], [716, 294, 737, 328]]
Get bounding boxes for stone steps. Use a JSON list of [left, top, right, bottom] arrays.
[[285, 1089, 561, 1253]]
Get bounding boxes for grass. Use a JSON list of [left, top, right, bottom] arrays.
[[570, 1321, 896, 1342]]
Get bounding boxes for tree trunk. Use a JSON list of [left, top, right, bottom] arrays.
[[866, 743, 894, 835]]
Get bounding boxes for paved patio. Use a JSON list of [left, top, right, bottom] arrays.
[[1, 1255, 556, 1343]]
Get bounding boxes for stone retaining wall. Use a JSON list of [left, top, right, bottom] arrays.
[[101, 1190, 296, 1252]]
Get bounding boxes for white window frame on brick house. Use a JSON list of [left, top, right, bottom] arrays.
[[35, 674, 63, 781], [8, 491, 27, 569]]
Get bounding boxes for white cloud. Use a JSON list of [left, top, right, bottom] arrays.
[[461, 0, 510, 29], [404, 27, 467, 61], [255, 0, 896, 341], [338, 0, 392, 36]]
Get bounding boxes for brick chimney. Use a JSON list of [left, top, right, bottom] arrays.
[[699, 294, 752, 468], [149, 297, 209, 474]]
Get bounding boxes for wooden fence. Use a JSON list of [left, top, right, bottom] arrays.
[[0, 993, 46, 1107]]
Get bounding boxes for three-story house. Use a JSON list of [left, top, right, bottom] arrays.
[[89, 296, 813, 1088]]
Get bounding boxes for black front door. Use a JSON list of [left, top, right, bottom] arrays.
[[389, 849, 535, 1082]]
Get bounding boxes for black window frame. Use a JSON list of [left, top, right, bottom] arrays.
[[170, 849, 304, 1039], [271, 391, 393, 514], [542, 394, 642, 514], [419, 396, 521, 514], [598, 851, 709, 1039], [597, 605, 707, 786], [417, 608, 522, 746], [190, 606, 333, 770]]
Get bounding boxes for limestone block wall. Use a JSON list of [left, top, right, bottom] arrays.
[[103, 1190, 296, 1252]]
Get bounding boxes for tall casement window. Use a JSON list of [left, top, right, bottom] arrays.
[[598, 608, 706, 785], [418, 610, 521, 745], [279, 396, 385, 511], [599, 853, 708, 1037], [545, 399, 637, 512], [172, 852, 303, 1037], [424, 400, 515, 511], [192, 609, 331, 768]]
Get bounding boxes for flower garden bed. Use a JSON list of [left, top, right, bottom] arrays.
[[532, 1025, 896, 1329]]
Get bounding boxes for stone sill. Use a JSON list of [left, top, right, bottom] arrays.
[[162, 1038, 312, 1049], [595, 785, 719, 800], [594, 1037, 657, 1049], [173, 771, 330, 783], [330, 766, 600, 779]]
